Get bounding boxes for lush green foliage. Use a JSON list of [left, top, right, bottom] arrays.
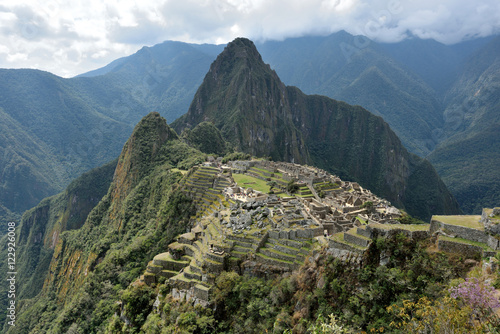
[[181, 121, 230, 156], [111, 232, 492, 334], [0, 41, 219, 218], [0, 159, 117, 330], [3, 115, 201, 333]]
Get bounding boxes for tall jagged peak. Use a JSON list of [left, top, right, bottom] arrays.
[[207, 37, 274, 83], [112, 112, 177, 201], [172, 37, 307, 164], [217, 37, 263, 62]]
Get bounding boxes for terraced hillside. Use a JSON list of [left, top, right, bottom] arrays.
[[140, 157, 499, 305], [140, 159, 408, 302]]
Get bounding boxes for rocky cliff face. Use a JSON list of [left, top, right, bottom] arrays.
[[173, 38, 461, 220], [0, 159, 116, 330], [173, 38, 310, 164]]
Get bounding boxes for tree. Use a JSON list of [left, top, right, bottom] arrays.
[[361, 201, 374, 213], [287, 180, 299, 194]]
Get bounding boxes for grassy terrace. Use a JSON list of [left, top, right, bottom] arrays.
[[369, 223, 430, 231], [256, 252, 294, 265], [232, 173, 270, 193], [330, 232, 367, 250], [171, 168, 188, 175], [356, 216, 367, 224], [251, 166, 273, 174], [484, 209, 500, 222], [346, 227, 371, 240], [432, 215, 483, 230], [439, 236, 496, 252]]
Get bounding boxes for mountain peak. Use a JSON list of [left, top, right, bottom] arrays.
[[173, 38, 460, 219], [173, 37, 307, 164], [112, 112, 177, 203], [224, 37, 261, 57], [207, 37, 266, 81]]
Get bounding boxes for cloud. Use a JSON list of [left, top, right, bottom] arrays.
[[0, 0, 499, 77]]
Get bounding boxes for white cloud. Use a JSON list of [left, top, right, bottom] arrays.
[[0, 0, 499, 77]]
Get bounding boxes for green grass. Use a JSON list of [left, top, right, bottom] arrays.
[[432, 215, 483, 230], [171, 168, 188, 175], [345, 227, 371, 240], [256, 253, 294, 265], [251, 167, 273, 174], [356, 216, 367, 224], [232, 173, 271, 193], [369, 223, 430, 231]]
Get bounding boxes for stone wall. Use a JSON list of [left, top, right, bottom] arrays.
[[256, 254, 296, 270], [438, 239, 482, 259], [328, 239, 364, 254], [430, 219, 487, 243], [344, 233, 371, 248], [194, 285, 211, 301], [487, 235, 500, 250]]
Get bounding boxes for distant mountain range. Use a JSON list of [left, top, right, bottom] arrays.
[[0, 31, 498, 221]]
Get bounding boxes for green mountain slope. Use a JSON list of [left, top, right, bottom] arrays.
[[174, 38, 309, 164], [4, 112, 482, 334], [173, 38, 460, 220], [0, 159, 116, 330], [0, 69, 132, 218], [0, 32, 495, 225], [0, 42, 220, 223], [428, 36, 500, 213], [258, 32, 445, 156], [1, 113, 206, 333]]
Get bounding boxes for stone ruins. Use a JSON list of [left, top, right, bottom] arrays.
[[138, 159, 499, 305]]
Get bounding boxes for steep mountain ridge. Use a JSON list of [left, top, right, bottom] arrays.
[[175, 38, 309, 164], [174, 38, 460, 220], [2, 113, 205, 333], [258, 33, 446, 156], [0, 159, 116, 330], [0, 31, 497, 227], [0, 69, 132, 217], [0, 42, 220, 224]]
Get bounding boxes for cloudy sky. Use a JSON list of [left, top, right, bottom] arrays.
[[1, 0, 499, 77]]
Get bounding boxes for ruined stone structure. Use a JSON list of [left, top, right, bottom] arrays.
[[139, 160, 499, 304]]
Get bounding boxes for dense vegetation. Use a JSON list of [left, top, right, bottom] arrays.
[[181, 122, 230, 156], [106, 233, 499, 333], [0, 42, 220, 223], [1, 31, 498, 225], [428, 36, 500, 214], [0, 113, 207, 333], [0, 159, 117, 329]]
